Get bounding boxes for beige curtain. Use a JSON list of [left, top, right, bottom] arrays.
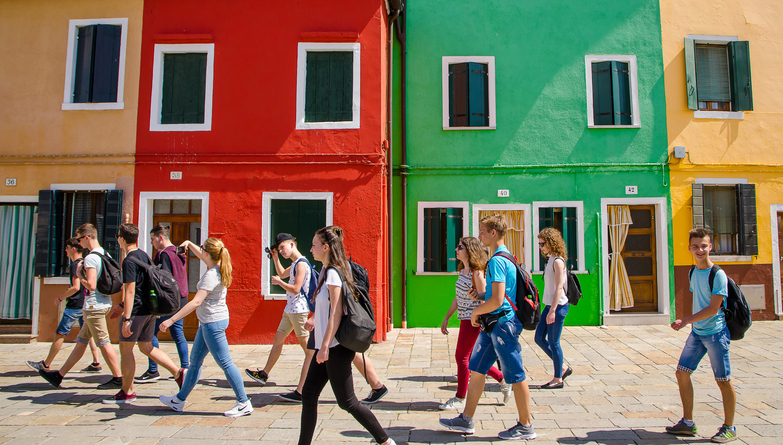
[[608, 205, 634, 310], [479, 210, 524, 267]]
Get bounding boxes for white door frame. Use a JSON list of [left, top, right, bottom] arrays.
[[600, 197, 670, 315], [771, 204, 783, 315]]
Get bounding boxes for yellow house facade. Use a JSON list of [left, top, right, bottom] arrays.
[[0, 0, 142, 342], [661, 0, 783, 320]]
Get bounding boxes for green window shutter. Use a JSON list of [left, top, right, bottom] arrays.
[[684, 38, 698, 110], [729, 41, 753, 111], [102, 190, 123, 261], [563, 207, 578, 271], [692, 183, 704, 228], [91, 24, 122, 103], [305, 52, 353, 123], [467, 62, 489, 127], [448, 63, 468, 127], [736, 184, 758, 256], [695, 44, 731, 102], [611, 61, 632, 125], [269, 200, 327, 293], [34, 190, 62, 277], [592, 61, 614, 125], [444, 208, 463, 272], [538, 208, 554, 271], [73, 25, 96, 103], [161, 53, 207, 124], [423, 208, 442, 271]]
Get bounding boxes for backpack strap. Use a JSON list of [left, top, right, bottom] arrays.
[[490, 251, 519, 311], [291, 257, 311, 297]]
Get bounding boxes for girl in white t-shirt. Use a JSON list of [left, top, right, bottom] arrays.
[[298, 226, 395, 445]]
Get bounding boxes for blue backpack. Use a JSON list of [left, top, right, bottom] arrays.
[[292, 257, 319, 312]]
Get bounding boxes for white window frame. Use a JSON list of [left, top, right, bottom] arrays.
[[62, 18, 129, 111], [471, 204, 532, 272], [585, 55, 641, 128], [694, 177, 751, 262], [770, 204, 783, 316], [442, 56, 496, 130], [532, 201, 586, 273], [149, 43, 215, 132], [295, 42, 361, 130], [687, 34, 744, 120], [261, 192, 334, 299], [137, 191, 210, 279], [416, 201, 470, 274]]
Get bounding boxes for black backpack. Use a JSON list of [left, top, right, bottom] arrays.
[[555, 257, 582, 306], [93, 251, 123, 295], [331, 262, 376, 353], [688, 264, 752, 340], [127, 256, 182, 316], [490, 251, 540, 330]]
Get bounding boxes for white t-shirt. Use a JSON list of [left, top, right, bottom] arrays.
[[196, 267, 229, 323], [285, 258, 311, 314], [82, 247, 113, 310], [313, 268, 341, 350], [543, 256, 569, 307]]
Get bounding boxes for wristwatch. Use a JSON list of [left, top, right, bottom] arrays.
[[121, 316, 132, 324]]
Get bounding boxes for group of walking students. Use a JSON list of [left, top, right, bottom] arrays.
[[25, 216, 740, 443]]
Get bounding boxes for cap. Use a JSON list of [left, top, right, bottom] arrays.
[[271, 233, 296, 250]]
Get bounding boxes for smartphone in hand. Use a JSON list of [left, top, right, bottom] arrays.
[[176, 246, 186, 255]]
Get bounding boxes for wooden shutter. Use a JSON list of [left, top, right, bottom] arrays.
[[729, 41, 753, 111], [684, 38, 698, 110], [34, 190, 63, 277], [444, 208, 463, 272], [736, 184, 758, 256], [268, 199, 327, 293], [91, 24, 122, 103], [102, 190, 123, 261], [692, 183, 704, 228], [161, 53, 207, 124], [467, 62, 489, 127], [73, 25, 96, 103], [538, 208, 554, 271], [612, 61, 632, 125], [448, 63, 468, 127], [305, 52, 353, 123], [423, 208, 442, 271], [563, 207, 578, 271], [592, 61, 614, 125], [695, 44, 731, 102]]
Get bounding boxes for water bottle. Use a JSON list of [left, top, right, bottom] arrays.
[[149, 289, 159, 313]]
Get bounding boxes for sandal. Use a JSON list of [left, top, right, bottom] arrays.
[[539, 381, 564, 389]]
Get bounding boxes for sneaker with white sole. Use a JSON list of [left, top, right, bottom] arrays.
[[711, 425, 738, 443], [500, 380, 512, 404], [438, 397, 465, 410], [439, 413, 475, 434], [26, 360, 48, 372], [134, 370, 160, 383], [102, 389, 137, 404], [245, 369, 268, 385], [224, 401, 253, 417], [159, 394, 185, 412], [361, 385, 388, 404], [498, 422, 536, 440]]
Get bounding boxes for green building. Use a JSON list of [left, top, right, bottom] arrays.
[[392, 0, 673, 328]]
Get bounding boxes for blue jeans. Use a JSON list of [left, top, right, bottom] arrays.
[[149, 315, 189, 373], [534, 303, 569, 378], [176, 318, 248, 403], [677, 326, 731, 382], [468, 317, 527, 384], [56, 307, 84, 335]]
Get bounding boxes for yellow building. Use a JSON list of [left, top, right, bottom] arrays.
[[0, 0, 142, 342], [661, 0, 783, 320]]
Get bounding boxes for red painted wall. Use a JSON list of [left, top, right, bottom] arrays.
[[134, 0, 390, 343]]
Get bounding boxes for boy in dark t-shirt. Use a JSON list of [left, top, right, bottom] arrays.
[[26, 238, 102, 372]]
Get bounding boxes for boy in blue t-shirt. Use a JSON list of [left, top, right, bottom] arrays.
[[667, 228, 737, 443]]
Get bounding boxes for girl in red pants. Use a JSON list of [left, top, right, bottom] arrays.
[[439, 237, 509, 410]]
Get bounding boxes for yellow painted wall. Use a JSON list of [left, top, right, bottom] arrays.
[[661, 0, 783, 266]]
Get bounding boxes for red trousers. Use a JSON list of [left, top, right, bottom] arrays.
[[455, 319, 503, 398]]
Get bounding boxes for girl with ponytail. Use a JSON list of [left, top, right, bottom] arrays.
[[159, 237, 251, 418], [299, 226, 395, 445]]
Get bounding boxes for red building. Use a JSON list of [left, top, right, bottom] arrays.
[[133, 0, 392, 343]]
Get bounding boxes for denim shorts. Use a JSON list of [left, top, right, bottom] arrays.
[[677, 326, 731, 381], [56, 307, 84, 336], [468, 317, 527, 384]]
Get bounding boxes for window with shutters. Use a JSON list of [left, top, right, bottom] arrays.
[[34, 189, 123, 278], [685, 36, 753, 119], [533, 201, 585, 273], [417, 202, 469, 273], [261, 192, 333, 299], [585, 55, 640, 128], [692, 182, 757, 257], [296, 43, 361, 130], [62, 19, 128, 111], [150, 44, 215, 132], [442, 56, 496, 130]]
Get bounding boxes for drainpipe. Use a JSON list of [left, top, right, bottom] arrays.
[[392, 3, 408, 328], [386, 0, 402, 331]]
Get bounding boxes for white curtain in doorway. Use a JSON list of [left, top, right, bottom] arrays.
[[608, 205, 634, 310], [479, 210, 525, 267], [0, 206, 36, 319]]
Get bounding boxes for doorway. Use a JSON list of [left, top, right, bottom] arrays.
[[616, 205, 658, 312]]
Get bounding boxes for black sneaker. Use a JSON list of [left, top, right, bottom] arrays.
[[26, 360, 48, 372], [39, 369, 63, 387], [245, 368, 268, 386], [134, 370, 161, 383], [97, 376, 123, 390], [361, 385, 388, 404], [80, 363, 102, 373], [278, 390, 302, 403]]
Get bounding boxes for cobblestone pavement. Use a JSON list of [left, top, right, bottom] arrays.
[[1, 322, 782, 444]]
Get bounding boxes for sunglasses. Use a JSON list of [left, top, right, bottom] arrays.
[[456, 244, 466, 250], [538, 241, 546, 247], [77, 235, 87, 241]]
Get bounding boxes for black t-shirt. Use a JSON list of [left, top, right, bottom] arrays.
[[155, 248, 189, 308], [122, 249, 152, 316], [65, 258, 86, 310]]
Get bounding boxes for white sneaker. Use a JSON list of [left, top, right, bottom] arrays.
[[379, 439, 397, 445], [159, 394, 185, 413], [438, 397, 465, 410], [224, 400, 253, 417], [500, 380, 512, 404]]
